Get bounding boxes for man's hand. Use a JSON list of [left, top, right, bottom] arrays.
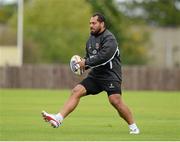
[[78, 58, 85, 71]]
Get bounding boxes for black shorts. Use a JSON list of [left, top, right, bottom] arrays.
[[80, 77, 122, 96]]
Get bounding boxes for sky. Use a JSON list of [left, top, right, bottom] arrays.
[[0, 0, 126, 5], [0, 0, 17, 4]]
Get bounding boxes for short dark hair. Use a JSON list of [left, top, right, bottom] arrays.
[[92, 12, 106, 27]]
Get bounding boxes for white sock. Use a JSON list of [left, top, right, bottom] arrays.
[[129, 123, 138, 130], [55, 113, 64, 122]]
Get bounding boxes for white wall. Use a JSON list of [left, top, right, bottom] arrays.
[[0, 46, 20, 66]]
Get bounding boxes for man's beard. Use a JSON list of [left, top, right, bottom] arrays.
[[90, 27, 101, 36]]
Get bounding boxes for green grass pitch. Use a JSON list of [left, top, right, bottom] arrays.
[[0, 89, 180, 141]]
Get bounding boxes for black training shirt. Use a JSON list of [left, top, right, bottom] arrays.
[[85, 29, 122, 82]]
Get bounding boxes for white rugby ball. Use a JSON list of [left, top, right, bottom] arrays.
[[70, 55, 84, 75]]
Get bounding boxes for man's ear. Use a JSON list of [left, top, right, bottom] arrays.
[[101, 22, 105, 28]]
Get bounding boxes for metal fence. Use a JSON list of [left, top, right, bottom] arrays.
[[0, 65, 180, 90]]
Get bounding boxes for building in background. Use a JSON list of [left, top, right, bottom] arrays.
[[148, 27, 180, 68]]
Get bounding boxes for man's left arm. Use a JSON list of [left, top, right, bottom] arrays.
[[84, 38, 118, 68]]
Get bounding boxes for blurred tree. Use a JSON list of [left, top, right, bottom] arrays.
[[10, 0, 92, 63], [0, 4, 16, 24], [24, 0, 93, 63], [9, 0, 148, 64], [0, 3, 16, 45], [117, 0, 180, 27]]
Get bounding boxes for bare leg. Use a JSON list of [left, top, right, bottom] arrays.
[[59, 84, 86, 118], [108, 94, 134, 125]]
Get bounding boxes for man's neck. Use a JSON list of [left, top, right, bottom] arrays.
[[94, 28, 106, 37], [99, 28, 106, 34]]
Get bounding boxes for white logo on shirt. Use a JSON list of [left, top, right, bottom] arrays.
[[109, 83, 115, 89], [92, 50, 97, 54]]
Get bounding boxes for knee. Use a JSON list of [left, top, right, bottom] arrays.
[[109, 96, 123, 108], [110, 99, 121, 107], [71, 85, 85, 99], [71, 87, 78, 94]]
